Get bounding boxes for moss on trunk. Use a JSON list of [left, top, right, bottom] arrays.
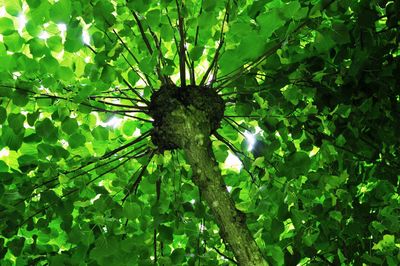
[[184, 138, 268, 266], [149, 85, 268, 265]]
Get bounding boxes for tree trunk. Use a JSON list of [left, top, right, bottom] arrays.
[[184, 138, 268, 266]]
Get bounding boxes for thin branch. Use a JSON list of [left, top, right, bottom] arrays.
[[215, 40, 283, 91], [89, 95, 144, 102], [225, 117, 250, 132], [27, 131, 151, 193], [214, 131, 242, 155], [153, 228, 158, 264], [85, 40, 151, 103], [22, 144, 150, 206], [21, 152, 138, 224], [214, 131, 255, 182], [175, 0, 186, 87], [122, 150, 155, 202], [101, 30, 154, 99], [225, 115, 260, 118], [102, 130, 152, 159], [211, 247, 238, 265], [200, 0, 229, 86], [146, 21, 174, 86], [121, 78, 151, 105], [219, 85, 269, 96], [186, 49, 196, 86], [92, 99, 148, 110], [94, 30, 152, 88], [131, 11, 153, 54], [222, 118, 246, 138], [11, 84, 150, 120], [215, 1, 335, 90], [165, 11, 181, 63]]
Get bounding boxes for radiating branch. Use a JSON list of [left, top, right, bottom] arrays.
[[215, 41, 283, 91], [23, 144, 149, 205], [213, 131, 255, 183], [175, 0, 186, 87], [222, 118, 246, 138], [212, 247, 238, 265], [122, 150, 155, 202], [200, 0, 229, 86], [131, 11, 153, 54]]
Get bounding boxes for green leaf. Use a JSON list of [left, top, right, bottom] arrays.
[[35, 118, 58, 143], [6, 237, 25, 256], [40, 56, 59, 74], [0, 107, 7, 124], [68, 133, 86, 149], [46, 36, 63, 52], [1, 126, 23, 151], [27, 111, 40, 126], [0, 18, 15, 35], [282, 86, 302, 105], [50, 0, 71, 23], [126, 0, 148, 13], [139, 57, 155, 73], [146, 9, 160, 26], [7, 113, 25, 134], [11, 91, 29, 107], [57, 66, 74, 81], [257, 10, 285, 39], [372, 235, 396, 252], [26, 0, 41, 8], [5, 0, 22, 16], [281, 1, 301, 19], [100, 65, 116, 84], [189, 46, 204, 61], [3, 32, 24, 52], [303, 228, 320, 247], [64, 21, 83, 52], [37, 143, 54, 157], [158, 225, 173, 242], [28, 38, 47, 57], [266, 245, 284, 266], [122, 120, 139, 136], [280, 152, 311, 178], [329, 211, 342, 222], [0, 160, 9, 172], [171, 248, 185, 264], [128, 70, 140, 85], [92, 126, 109, 141], [219, 50, 244, 76], [61, 117, 79, 134], [123, 202, 141, 220], [18, 154, 38, 172]]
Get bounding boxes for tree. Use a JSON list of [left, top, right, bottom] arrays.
[[0, 0, 399, 265]]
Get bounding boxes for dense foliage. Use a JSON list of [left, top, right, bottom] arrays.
[[0, 0, 399, 265]]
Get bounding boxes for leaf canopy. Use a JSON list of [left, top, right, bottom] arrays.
[[0, 0, 399, 265]]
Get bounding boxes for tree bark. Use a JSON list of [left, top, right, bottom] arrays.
[[184, 138, 268, 266]]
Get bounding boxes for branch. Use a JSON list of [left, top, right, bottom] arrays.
[[110, 30, 154, 90], [175, 0, 186, 87], [122, 150, 155, 202], [212, 247, 238, 265], [20, 149, 142, 226], [213, 131, 255, 182], [23, 144, 149, 206], [200, 0, 229, 86], [131, 11, 153, 54]]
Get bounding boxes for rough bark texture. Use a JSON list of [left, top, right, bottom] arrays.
[[184, 139, 268, 266], [149, 85, 268, 265]]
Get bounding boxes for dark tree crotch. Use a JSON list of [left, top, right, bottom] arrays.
[[148, 85, 224, 152]]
